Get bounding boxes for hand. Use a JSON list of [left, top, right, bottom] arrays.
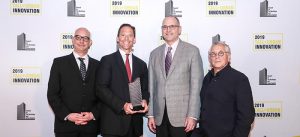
[[137, 100, 149, 113], [147, 117, 156, 133], [123, 102, 137, 115], [79, 112, 94, 125], [67, 113, 86, 125], [184, 117, 197, 132]]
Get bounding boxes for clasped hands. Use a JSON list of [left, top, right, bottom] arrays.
[[67, 112, 94, 125], [123, 99, 148, 115]]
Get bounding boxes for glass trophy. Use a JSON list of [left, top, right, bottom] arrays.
[[128, 77, 144, 111]]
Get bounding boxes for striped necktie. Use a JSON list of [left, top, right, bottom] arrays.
[[165, 47, 172, 76]]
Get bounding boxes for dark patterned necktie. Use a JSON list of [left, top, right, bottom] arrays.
[[165, 47, 172, 76], [78, 57, 86, 81]]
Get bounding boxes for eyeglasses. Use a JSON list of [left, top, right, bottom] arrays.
[[161, 25, 180, 30], [209, 51, 229, 58], [74, 35, 90, 42]]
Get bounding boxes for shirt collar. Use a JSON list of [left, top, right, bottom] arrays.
[[73, 51, 88, 60], [118, 48, 132, 56], [210, 64, 231, 77], [165, 38, 179, 50]]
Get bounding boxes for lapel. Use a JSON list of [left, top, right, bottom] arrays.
[[159, 45, 167, 80], [167, 40, 184, 77], [85, 55, 94, 82], [67, 53, 83, 81], [115, 51, 130, 83]]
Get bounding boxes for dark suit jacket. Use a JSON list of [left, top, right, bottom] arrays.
[[96, 51, 149, 136], [47, 53, 100, 134], [198, 65, 255, 137]]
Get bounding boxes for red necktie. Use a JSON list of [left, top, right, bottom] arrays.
[[125, 54, 132, 82]]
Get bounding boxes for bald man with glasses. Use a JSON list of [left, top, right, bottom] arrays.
[[47, 27, 101, 137]]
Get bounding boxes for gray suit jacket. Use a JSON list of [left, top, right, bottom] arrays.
[[147, 40, 204, 127]]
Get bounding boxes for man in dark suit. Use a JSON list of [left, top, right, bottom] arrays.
[[47, 27, 100, 137], [193, 41, 255, 137], [96, 23, 149, 137]]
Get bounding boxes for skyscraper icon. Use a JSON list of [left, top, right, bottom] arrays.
[[165, 0, 173, 17], [165, 0, 182, 17], [17, 33, 35, 51], [67, 0, 85, 17], [17, 103, 26, 120], [212, 34, 221, 44], [17, 33, 26, 50], [17, 103, 35, 120], [259, 68, 276, 85], [260, 0, 277, 17], [259, 68, 268, 85]]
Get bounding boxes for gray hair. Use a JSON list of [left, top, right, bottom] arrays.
[[209, 41, 231, 54]]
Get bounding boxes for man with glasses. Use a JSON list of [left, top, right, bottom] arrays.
[[147, 16, 204, 137], [47, 27, 101, 137], [193, 41, 255, 137]]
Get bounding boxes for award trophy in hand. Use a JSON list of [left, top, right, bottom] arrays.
[[128, 77, 144, 111]]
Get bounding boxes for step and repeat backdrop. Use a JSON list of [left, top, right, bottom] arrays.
[[0, 0, 300, 137]]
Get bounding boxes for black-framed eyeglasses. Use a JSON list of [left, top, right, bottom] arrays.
[[209, 51, 228, 58], [74, 35, 90, 42], [161, 25, 180, 30]]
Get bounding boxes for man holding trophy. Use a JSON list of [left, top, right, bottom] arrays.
[[96, 23, 149, 137]]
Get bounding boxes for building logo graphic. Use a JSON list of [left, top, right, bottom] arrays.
[[11, 67, 41, 85], [17, 102, 35, 120], [260, 0, 277, 17], [206, 0, 236, 16], [17, 33, 35, 51], [253, 33, 283, 51], [212, 34, 221, 44], [254, 101, 282, 119], [61, 33, 74, 51], [67, 0, 85, 17], [10, 0, 42, 15], [110, 0, 140, 16], [165, 0, 182, 17], [259, 68, 276, 85]]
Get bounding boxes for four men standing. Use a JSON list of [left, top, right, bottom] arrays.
[[47, 16, 254, 137]]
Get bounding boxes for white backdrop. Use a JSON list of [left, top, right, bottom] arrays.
[[1, 0, 300, 137]]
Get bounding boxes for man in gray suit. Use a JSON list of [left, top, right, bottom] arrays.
[[147, 16, 204, 137]]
